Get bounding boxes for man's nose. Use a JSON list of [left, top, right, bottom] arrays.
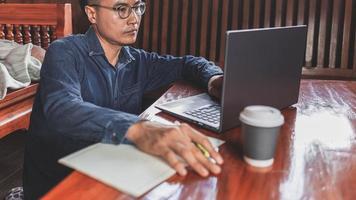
[[127, 10, 139, 24]]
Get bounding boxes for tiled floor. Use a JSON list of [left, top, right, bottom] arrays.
[[0, 131, 25, 199]]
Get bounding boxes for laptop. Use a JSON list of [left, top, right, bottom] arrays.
[[156, 25, 307, 133]]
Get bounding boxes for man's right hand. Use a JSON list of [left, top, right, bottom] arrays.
[[125, 120, 224, 177]]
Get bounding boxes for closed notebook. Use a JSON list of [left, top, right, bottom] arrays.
[[59, 117, 225, 197], [59, 143, 176, 197]]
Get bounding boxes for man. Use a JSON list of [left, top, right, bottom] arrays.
[[23, 0, 224, 198]]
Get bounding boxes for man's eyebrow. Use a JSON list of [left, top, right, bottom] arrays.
[[113, 0, 142, 6], [113, 2, 126, 7], [113, 0, 126, 6], [132, 0, 143, 4]]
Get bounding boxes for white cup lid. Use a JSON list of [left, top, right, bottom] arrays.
[[239, 105, 284, 128], [244, 156, 274, 167]]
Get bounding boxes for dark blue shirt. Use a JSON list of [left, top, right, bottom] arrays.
[[23, 26, 223, 199]]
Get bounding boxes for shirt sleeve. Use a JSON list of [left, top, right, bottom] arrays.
[[39, 41, 139, 145], [140, 50, 223, 93]]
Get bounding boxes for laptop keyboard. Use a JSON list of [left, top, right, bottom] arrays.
[[183, 104, 221, 124]]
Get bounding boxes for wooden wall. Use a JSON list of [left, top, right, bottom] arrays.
[[136, 0, 355, 79], [2, 0, 355, 79]]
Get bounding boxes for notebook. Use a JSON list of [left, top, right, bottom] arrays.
[[59, 116, 225, 197]]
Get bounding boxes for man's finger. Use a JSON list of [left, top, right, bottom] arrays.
[[194, 147, 221, 175], [184, 126, 224, 165], [161, 150, 187, 176], [171, 142, 209, 177]]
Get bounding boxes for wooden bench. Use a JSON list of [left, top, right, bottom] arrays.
[[0, 3, 72, 138], [135, 0, 355, 80]]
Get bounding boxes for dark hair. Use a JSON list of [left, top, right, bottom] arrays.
[[80, 0, 88, 11]]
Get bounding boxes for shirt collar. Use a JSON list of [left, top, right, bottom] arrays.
[[85, 26, 105, 56], [121, 46, 136, 62], [85, 26, 135, 63]]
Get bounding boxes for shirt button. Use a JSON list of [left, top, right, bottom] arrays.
[[112, 132, 119, 143]]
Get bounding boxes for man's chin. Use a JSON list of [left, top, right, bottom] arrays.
[[119, 38, 137, 46]]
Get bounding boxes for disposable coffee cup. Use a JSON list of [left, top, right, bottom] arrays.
[[239, 105, 284, 168]]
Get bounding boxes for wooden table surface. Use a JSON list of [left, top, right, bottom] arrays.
[[43, 79, 356, 200]]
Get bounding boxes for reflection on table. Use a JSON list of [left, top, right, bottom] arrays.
[[44, 79, 356, 200]]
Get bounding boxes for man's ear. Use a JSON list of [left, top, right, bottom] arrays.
[[85, 6, 97, 24]]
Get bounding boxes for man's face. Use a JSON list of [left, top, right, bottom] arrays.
[[88, 0, 143, 46]]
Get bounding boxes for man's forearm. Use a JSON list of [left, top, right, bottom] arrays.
[[43, 98, 140, 144]]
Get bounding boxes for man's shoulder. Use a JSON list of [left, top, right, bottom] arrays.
[[126, 46, 144, 54], [125, 46, 153, 59], [48, 34, 87, 52]]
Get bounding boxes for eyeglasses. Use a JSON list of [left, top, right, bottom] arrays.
[[89, 2, 146, 19]]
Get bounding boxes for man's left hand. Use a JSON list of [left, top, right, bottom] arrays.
[[208, 75, 223, 99]]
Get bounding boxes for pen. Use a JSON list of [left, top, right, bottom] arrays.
[[174, 121, 217, 164], [193, 142, 216, 164], [194, 142, 210, 158]]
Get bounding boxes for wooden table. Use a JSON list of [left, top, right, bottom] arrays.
[[43, 79, 356, 200]]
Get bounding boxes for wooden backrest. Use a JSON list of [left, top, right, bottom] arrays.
[[136, 0, 355, 79], [0, 3, 73, 138], [0, 3, 72, 49]]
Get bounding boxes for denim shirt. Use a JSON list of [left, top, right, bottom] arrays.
[[23, 26, 223, 199]]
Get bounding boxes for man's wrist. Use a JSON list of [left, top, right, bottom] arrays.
[[125, 120, 147, 143], [208, 75, 222, 85], [208, 75, 223, 90]]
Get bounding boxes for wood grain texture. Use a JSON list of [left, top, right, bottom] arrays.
[[142, 0, 151, 51], [0, 3, 72, 38], [275, 0, 283, 27], [317, 0, 330, 68], [329, 0, 342, 69], [0, 97, 34, 139], [305, 0, 317, 67], [180, 0, 189, 56], [209, 0, 220, 61], [49, 0, 356, 79], [170, 0, 180, 55], [139, 0, 355, 79], [264, 0, 272, 27], [231, 0, 240, 30], [341, 0, 353, 69], [150, 0, 160, 52], [0, 75, 37, 139], [297, 0, 305, 25], [4, 0, 88, 34], [286, 0, 295, 26], [160, 0, 169, 53], [253, 0, 261, 28], [242, 0, 250, 29], [44, 79, 356, 200], [199, 0, 209, 58], [189, 0, 199, 55], [302, 68, 356, 79], [3, 0, 355, 78], [219, 0, 229, 66], [0, 3, 72, 138], [0, 84, 38, 110]]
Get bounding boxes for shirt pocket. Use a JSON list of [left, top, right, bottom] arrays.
[[118, 82, 142, 114]]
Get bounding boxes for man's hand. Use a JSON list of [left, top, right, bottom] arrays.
[[126, 121, 224, 177], [208, 75, 223, 99]]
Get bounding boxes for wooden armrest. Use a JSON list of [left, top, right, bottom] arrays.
[[0, 84, 39, 139], [0, 83, 38, 110]]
